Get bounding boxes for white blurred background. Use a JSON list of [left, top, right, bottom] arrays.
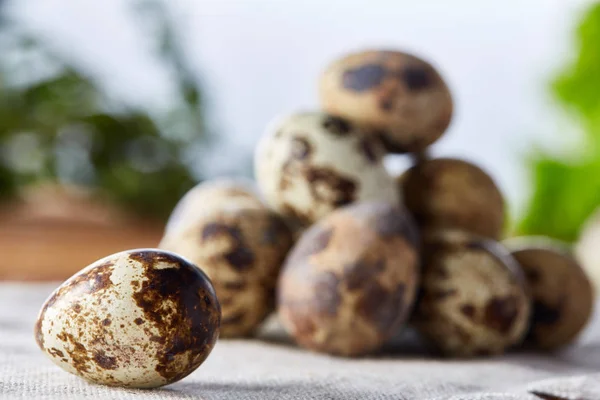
[[10, 0, 596, 218]]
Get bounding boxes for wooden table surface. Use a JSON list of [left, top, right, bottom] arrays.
[[0, 184, 164, 281]]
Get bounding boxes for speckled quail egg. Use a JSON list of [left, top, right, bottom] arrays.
[[505, 237, 595, 350], [414, 231, 530, 357], [278, 201, 419, 357], [255, 111, 399, 226], [165, 178, 265, 238], [320, 50, 453, 153], [400, 158, 505, 239], [35, 249, 221, 388], [160, 195, 293, 337]]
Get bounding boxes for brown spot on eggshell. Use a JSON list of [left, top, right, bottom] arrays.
[[343, 258, 385, 290], [150, 335, 165, 344], [531, 300, 561, 326], [322, 115, 352, 135], [129, 250, 220, 383], [134, 318, 144, 325], [484, 296, 520, 335], [291, 136, 312, 160], [201, 223, 255, 271], [358, 137, 378, 164], [224, 247, 255, 271], [460, 304, 476, 319], [101, 318, 111, 327], [93, 350, 117, 370], [58, 332, 92, 373], [342, 63, 387, 92], [305, 167, 357, 207], [525, 299, 563, 343], [400, 66, 431, 91], [48, 348, 65, 358]]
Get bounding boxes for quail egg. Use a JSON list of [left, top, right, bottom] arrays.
[[278, 201, 419, 357], [414, 231, 530, 357], [506, 237, 595, 350], [160, 191, 293, 337], [255, 111, 399, 226], [400, 158, 505, 239], [165, 178, 264, 238], [35, 249, 221, 388], [320, 50, 453, 153]]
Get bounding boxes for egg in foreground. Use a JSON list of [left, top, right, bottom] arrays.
[[35, 249, 221, 388]]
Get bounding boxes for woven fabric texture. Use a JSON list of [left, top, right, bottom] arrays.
[[1, 283, 599, 400]]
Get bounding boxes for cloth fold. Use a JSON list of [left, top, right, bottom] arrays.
[[1, 283, 598, 400]]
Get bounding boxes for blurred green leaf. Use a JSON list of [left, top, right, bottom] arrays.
[[0, 0, 209, 220], [518, 2, 600, 242]]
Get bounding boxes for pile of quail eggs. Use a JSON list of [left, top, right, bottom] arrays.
[[35, 49, 595, 388]]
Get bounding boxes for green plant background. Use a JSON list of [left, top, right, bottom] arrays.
[[1, 0, 599, 235], [517, 2, 600, 243], [0, 0, 211, 220]]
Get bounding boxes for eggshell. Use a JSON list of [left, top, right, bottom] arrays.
[[506, 237, 595, 350], [161, 203, 293, 337], [255, 111, 399, 226], [277, 201, 419, 357], [320, 50, 453, 153], [165, 178, 264, 238], [400, 158, 505, 239], [414, 231, 530, 357], [35, 249, 220, 388]]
